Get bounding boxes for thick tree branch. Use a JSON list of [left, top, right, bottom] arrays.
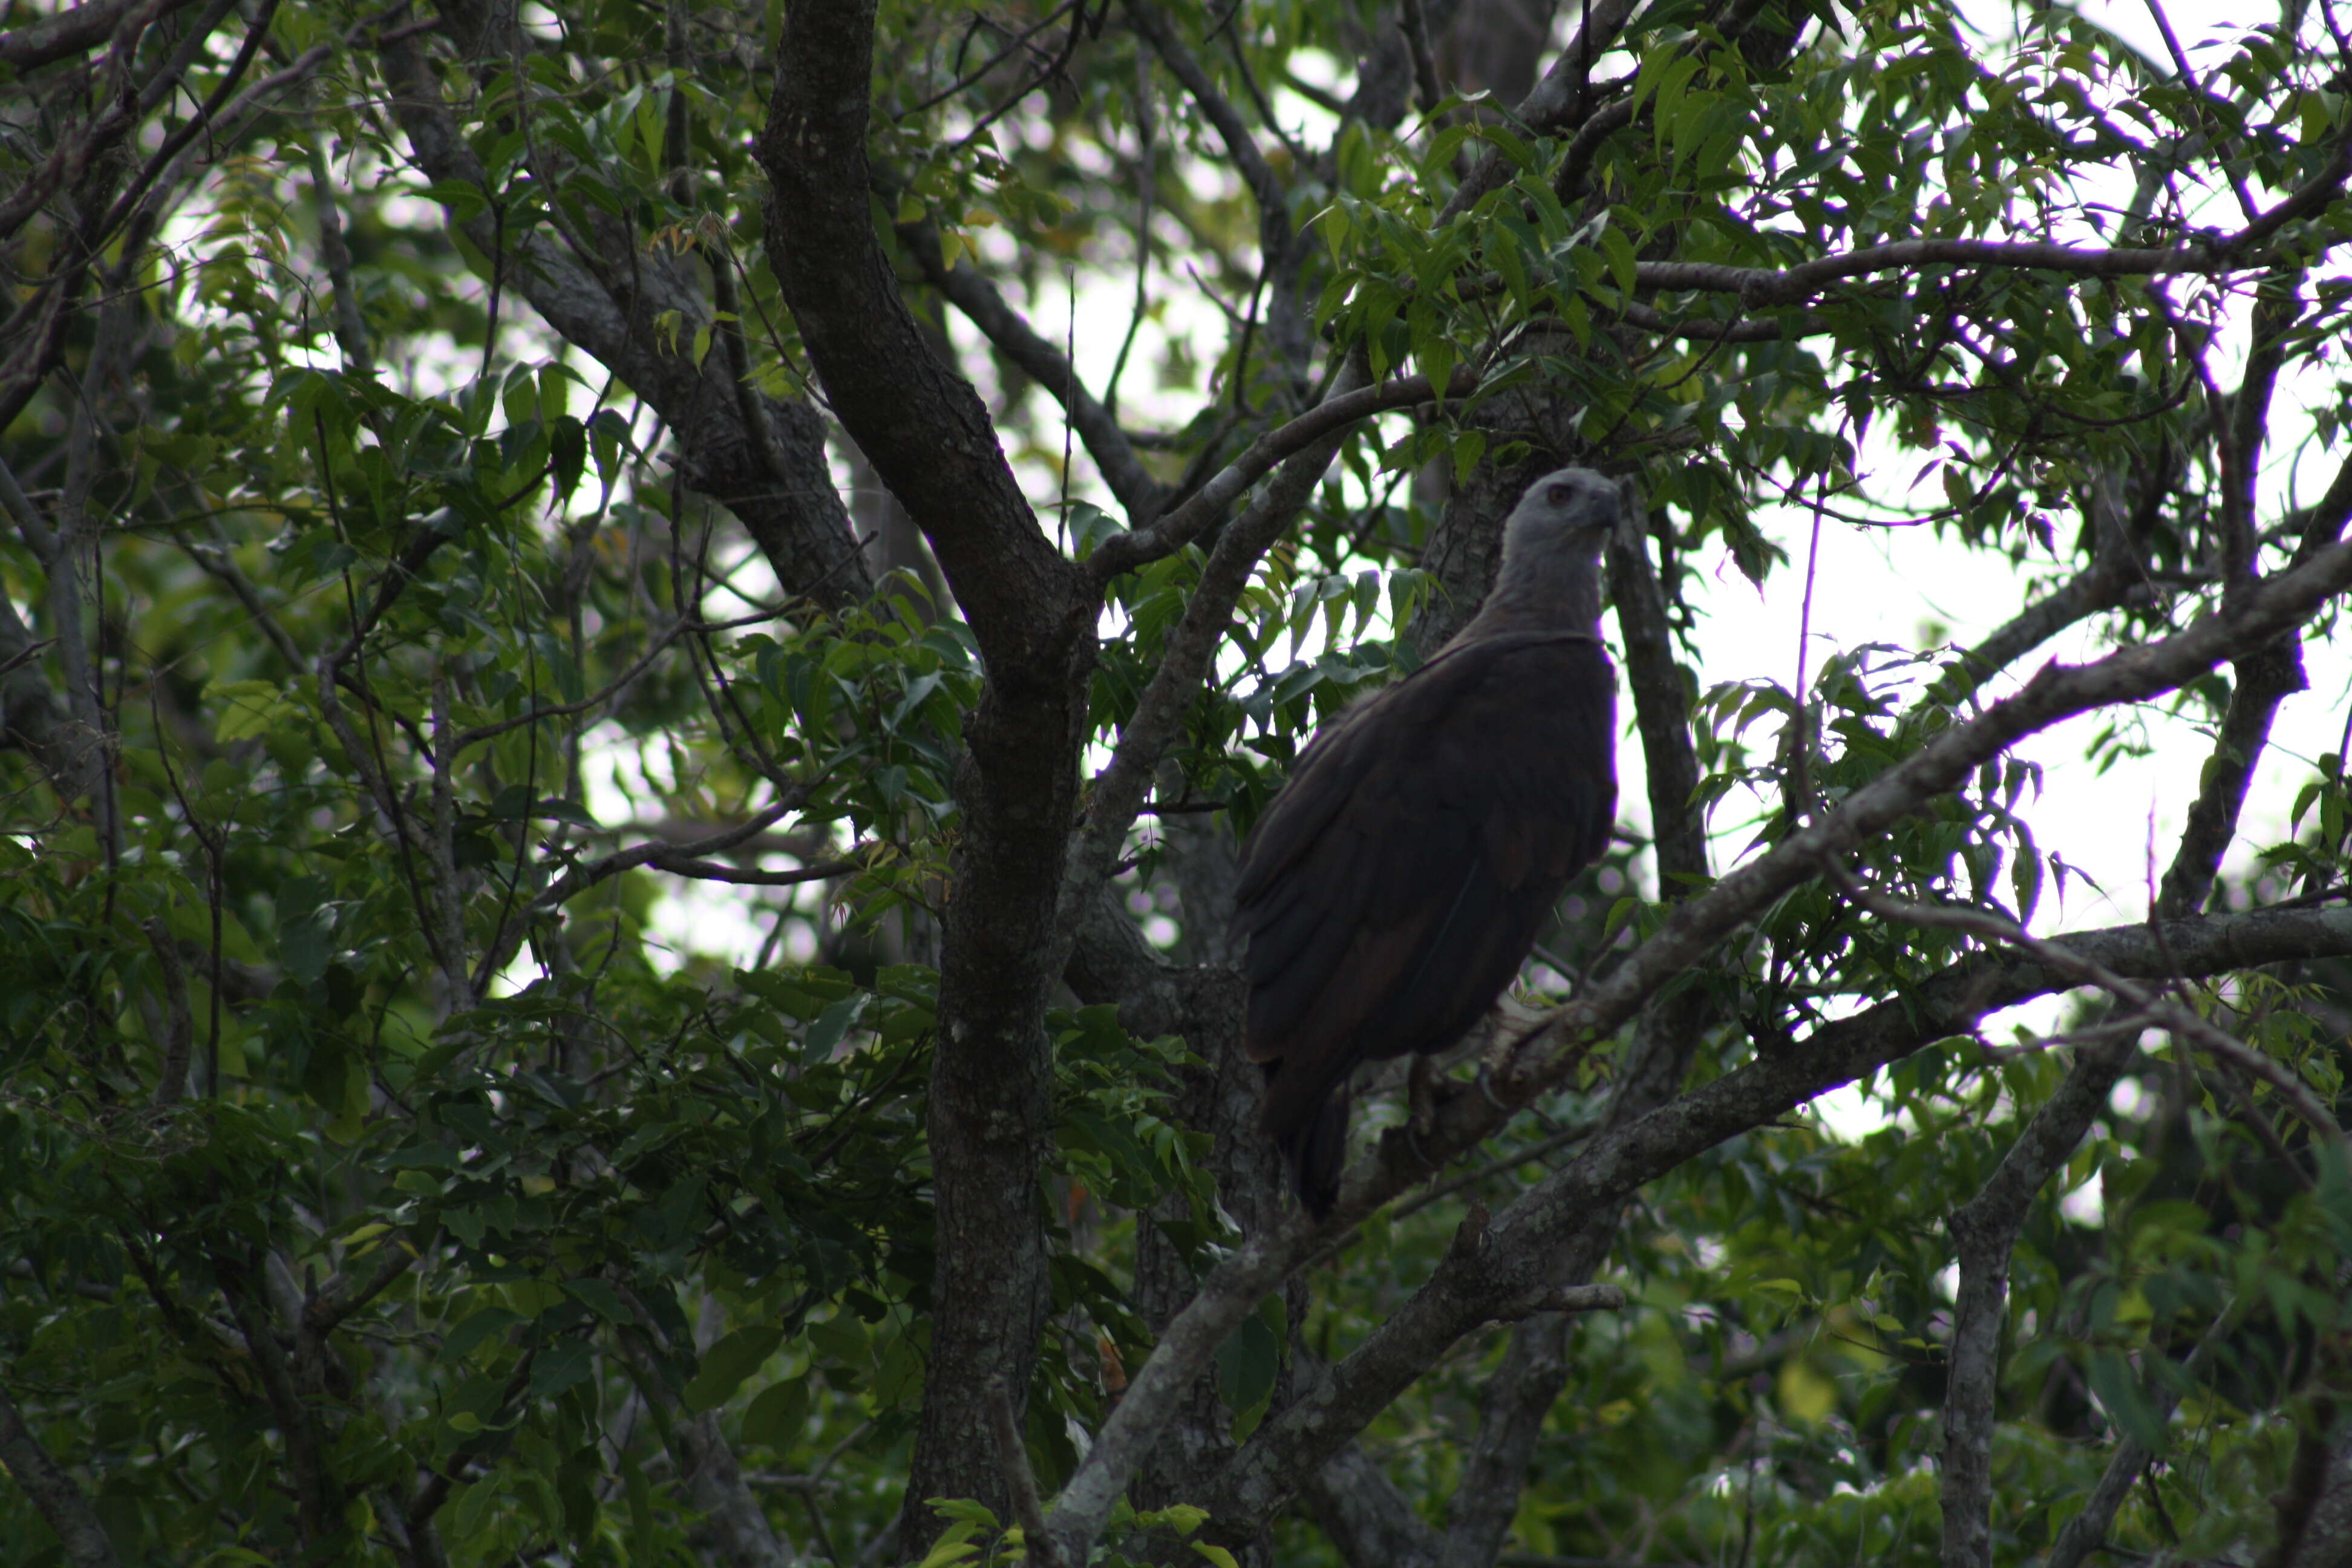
[[1437, 1295, 1587, 1568], [762, 4, 1083, 656], [1921, 570, 2151, 714], [2155, 632, 2307, 916], [1304, 1443, 1442, 1568], [0, 0, 199, 70], [1937, 1030, 2132, 1568], [2218, 275, 2299, 594], [1125, 2, 1290, 276], [763, 2, 1094, 1543], [379, 33, 868, 611], [1607, 492, 1708, 891], [0, 1383, 120, 1568]]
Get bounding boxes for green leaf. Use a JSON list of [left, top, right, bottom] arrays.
[[549, 414, 587, 504], [2087, 1350, 2169, 1451], [742, 1376, 812, 1448], [1215, 1296, 1282, 1417], [682, 1324, 786, 1411], [1599, 223, 1638, 297], [440, 1308, 522, 1363]]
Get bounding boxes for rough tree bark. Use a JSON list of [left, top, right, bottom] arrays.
[[761, 1, 1099, 1545]]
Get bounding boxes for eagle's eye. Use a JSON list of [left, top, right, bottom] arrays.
[[1546, 483, 1571, 505]]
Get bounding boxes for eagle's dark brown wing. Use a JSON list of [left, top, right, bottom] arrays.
[[1233, 632, 1617, 1214]]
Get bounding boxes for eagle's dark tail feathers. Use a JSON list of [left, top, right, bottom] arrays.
[[1267, 1076, 1350, 1220]]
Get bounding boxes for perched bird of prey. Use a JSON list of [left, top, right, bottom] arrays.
[[1233, 467, 1622, 1216]]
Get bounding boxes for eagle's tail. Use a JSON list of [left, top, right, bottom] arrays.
[[1263, 1070, 1350, 1219]]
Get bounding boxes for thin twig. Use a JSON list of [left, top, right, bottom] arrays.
[[1827, 866, 2345, 1146], [139, 918, 193, 1106], [897, 2, 1080, 120]]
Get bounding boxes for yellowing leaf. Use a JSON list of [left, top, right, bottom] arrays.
[[1778, 1358, 1838, 1423]]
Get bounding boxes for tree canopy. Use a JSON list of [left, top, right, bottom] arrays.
[[4, 0, 2352, 1565]]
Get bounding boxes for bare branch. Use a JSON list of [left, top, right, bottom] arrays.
[[382, 32, 869, 610], [1058, 357, 1384, 949], [1829, 872, 2345, 1147], [95, 0, 293, 255], [988, 1377, 1065, 1568], [640, 855, 860, 887], [1632, 154, 2352, 305], [1126, 2, 1289, 261], [907, 225, 1171, 524], [0, 0, 179, 245], [139, 918, 193, 1107], [531, 799, 812, 908], [1398, 0, 1445, 115], [1087, 368, 1477, 583]]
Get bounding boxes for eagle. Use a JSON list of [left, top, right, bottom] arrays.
[[1233, 466, 1622, 1215]]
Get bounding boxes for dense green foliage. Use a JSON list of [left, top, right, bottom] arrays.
[[3, 0, 2351, 1564]]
